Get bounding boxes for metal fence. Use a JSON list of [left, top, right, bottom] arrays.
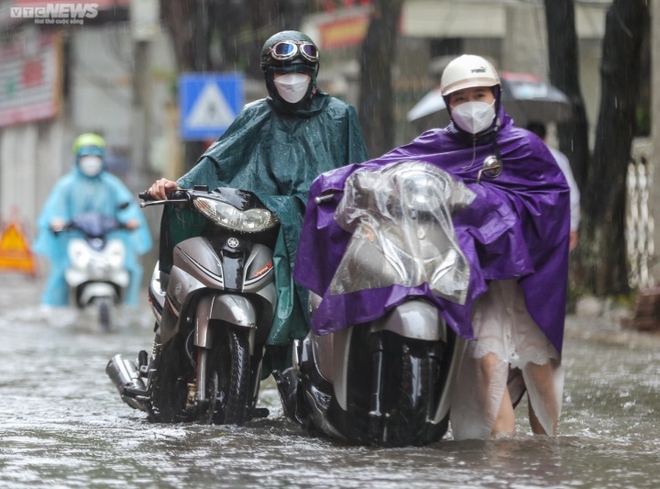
[[627, 139, 655, 289]]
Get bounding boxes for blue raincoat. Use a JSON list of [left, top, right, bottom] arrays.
[[33, 166, 152, 306]]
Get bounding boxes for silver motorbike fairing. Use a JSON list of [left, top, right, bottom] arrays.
[[160, 236, 276, 345]]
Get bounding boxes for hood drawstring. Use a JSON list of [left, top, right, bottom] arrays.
[[461, 122, 502, 173], [462, 135, 478, 171]]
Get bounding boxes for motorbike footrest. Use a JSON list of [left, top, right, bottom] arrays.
[[252, 407, 270, 419], [123, 386, 149, 399]]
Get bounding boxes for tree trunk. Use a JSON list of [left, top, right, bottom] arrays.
[[358, 0, 403, 158], [583, 0, 649, 295], [543, 0, 590, 191]]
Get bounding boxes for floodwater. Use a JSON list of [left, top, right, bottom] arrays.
[[1, 274, 660, 488]]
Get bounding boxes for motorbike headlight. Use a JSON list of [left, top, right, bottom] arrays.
[[194, 197, 279, 232], [401, 173, 444, 213], [106, 240, 126, 268], [68, 240, 91, 268]]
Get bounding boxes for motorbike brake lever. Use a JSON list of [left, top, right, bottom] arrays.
[[140, 199, 187, 208]]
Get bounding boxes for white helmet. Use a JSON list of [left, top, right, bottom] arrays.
[[440, 55, 501, 96]]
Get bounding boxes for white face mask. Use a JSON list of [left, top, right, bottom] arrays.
[[450, 101, 496, 134], [273, 73, 311, 104], [79, 155, 103, 177]]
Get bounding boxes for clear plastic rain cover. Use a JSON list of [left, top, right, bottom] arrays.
[[330, 161, 476, 304]]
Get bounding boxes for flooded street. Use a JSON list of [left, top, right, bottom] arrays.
[[1, 273, 660, 488]]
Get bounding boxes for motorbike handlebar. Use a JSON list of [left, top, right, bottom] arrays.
[[139, 189, 189, 208]]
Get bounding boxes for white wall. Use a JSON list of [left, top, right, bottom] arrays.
[[0, 121, 65, 240]]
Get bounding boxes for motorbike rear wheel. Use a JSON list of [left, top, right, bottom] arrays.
[[208, 327, 251, 425]]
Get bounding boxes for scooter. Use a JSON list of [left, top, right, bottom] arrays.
[[106, 186, 279, 424], [278, 160, 498, 447], [58, 211, 130, 332]]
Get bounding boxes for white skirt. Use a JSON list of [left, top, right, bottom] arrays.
[[450, 280, 564, 440]]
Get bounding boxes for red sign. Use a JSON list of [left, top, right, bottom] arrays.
[[0, 30, 62, 127], [319, 13, 370, 49]]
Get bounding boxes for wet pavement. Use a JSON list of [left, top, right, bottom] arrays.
[[1, 273, 660, 488]]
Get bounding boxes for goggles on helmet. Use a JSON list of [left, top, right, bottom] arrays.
[[270, 40, 319, 63]]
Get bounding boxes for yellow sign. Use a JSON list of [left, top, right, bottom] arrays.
[[0, 221, 37, 276]]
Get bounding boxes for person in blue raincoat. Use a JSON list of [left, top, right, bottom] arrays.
[[145, 31, 369, 375], [33, 133, 152, 307]]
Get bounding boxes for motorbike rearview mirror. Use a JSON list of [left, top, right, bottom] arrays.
[[477, 155, 503, 184]]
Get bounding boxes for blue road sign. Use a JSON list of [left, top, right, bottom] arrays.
[[179, 73, 244, 141]]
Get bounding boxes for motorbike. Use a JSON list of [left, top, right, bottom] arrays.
[[278, 160, 500, 447], [106, 185, 279, 424], [57, 210, 131, 331]]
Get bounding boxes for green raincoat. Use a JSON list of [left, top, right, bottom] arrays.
[[161, 91, 368, 348]]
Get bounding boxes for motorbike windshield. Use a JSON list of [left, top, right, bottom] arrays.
[[73, 212, 121, 238], [329, 161, 475, 305]]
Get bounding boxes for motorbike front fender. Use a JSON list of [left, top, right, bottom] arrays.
[[314, 300, 446, 412], [369, 300, 446, 341], [79, 282, 118, 306], [195, 294, 257, 353]]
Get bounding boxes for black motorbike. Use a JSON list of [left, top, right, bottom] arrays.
[[107, 186, 279, 424]]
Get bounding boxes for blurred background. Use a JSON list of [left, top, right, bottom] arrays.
[[0, 0, 655, 312]]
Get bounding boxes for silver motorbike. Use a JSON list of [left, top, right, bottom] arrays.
[[107, 186, 279, 424], [280, 160, 499, 446]]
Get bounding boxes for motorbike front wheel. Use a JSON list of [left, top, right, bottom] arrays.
[[364, 332, 447, 447], [388, 340, 444, 446], [97, 298, 113, 332], [208, 327, 251, 425]]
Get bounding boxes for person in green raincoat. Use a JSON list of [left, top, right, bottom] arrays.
[[147, 31, 369, 376]]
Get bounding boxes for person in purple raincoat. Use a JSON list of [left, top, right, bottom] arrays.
[[294, 54, 570, 440]]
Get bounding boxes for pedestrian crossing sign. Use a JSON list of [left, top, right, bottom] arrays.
[[179, 73, 244, 141]]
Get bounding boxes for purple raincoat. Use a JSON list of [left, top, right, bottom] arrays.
[[294, 110, 570, 354]]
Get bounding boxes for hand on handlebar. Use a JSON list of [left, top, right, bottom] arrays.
[[50, 218, 66, 233], [147, 178, 179, 200], [125, 218, 141, 230]]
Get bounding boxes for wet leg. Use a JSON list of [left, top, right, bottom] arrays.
[[526, 361, 558, 436], [479, 353, 515, 437]]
